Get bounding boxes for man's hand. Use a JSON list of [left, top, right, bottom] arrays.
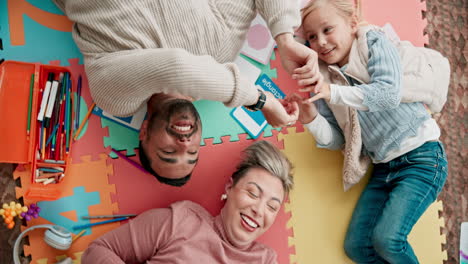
[[261, 91, 299, 127], [286, 93, 318, 124], [275, 33, 319, 76]]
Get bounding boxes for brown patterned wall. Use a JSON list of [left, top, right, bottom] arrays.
[[424, 0, 468, 263]]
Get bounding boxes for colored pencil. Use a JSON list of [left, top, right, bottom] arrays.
[[81, 214, 137, 219], [39, 122, 44, 152], [27, 73, 35, 136], [56, 97, 66, 160], [67, 79, 73, 153], [36, 172, 62, 179], [59, 73, 68, 159], [111, 148, 148, 174], [72, 217, 129, 230], [50, 74, 65, 138], [59, 133, 64, 160], [61, 72, 67, 100], [72, 230, 86, 242], [45, 124, 59, 147], [65, 76, 71, 153], [73, 102, 96, 140], [51, 133, 56, 158], [38, 167, 63, 173], [44, 159, 65, 164], [50, 74, 65, 157], [75, 75, 82, 130], [41, 127, 46, 160]]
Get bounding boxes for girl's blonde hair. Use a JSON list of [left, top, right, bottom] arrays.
[[301, 0, 362, 23]]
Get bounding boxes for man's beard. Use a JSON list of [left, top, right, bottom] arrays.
[[149, 99, 201, 140]]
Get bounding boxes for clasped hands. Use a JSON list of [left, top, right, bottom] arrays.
[[261, 33, 329, 127]]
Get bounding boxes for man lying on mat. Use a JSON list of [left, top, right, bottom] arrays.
[[81, 141, 293, 264], [53, 0, 322, 186]]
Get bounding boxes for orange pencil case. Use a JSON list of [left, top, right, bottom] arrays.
[[0, 61, 75, 201]]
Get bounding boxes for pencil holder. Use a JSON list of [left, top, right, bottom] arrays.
[[0, 61, 75, 201]]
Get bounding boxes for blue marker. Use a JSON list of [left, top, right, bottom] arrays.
[[73, 217, 129, 230], [75, 75, 82, 130]]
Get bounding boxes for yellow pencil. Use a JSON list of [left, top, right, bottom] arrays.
[[72, 229, 86, 242], [73, 102, 96, 141]]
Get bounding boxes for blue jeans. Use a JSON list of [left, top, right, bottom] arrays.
[[344, 141, 448, 264]]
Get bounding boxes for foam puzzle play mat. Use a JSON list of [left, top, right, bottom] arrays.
[[0, 0, 446, 263]]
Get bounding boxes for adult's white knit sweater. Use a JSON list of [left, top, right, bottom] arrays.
[[54, 0, 300, 116]]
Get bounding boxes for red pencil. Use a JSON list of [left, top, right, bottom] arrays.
[[56, 99, 66, 160]]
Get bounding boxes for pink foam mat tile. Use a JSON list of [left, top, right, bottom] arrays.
[[107, 133, 295, 263], [360, 0, 428, 46]]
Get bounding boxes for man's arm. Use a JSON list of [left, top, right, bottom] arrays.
[[255, 0, 300, 39], [256, 0, 319, 78], [87, 48, 259, 117], [88, 48, 299, 126]]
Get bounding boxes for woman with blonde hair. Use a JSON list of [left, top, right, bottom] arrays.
[[82, 140, 293, 263]]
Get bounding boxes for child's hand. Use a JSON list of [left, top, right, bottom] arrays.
[[286, 93, 318, 124], [305, 82, 331, 103], [292, 70, 331, 103], [292, 66, 324, 94]]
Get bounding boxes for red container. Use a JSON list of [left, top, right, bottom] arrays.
[[0, 61, 75, 200]]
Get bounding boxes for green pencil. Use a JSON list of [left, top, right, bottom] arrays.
[[65, 76, 71, 153], [27, 73, 35, 136]]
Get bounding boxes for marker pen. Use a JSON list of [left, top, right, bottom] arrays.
[[44, 73, 63, 128], [37, 73, 55, 121]]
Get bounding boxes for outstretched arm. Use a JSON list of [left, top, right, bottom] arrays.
[[86, 48, 259, 117], [287, 94, 344, 150], [81, 208, 173, 263], [87, 47, 299, 126]]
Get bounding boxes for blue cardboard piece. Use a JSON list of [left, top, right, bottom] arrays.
[[92, 105, 147, 132], [230, 74, 285, 138]]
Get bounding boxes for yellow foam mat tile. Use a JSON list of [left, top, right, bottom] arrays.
[[280, 129, 446, 264], [36, 252, 83, 264]]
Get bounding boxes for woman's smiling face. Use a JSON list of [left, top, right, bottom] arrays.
[[220, 167, 285, 248]]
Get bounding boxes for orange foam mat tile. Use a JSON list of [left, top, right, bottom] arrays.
[[14, 154, 118, 263]]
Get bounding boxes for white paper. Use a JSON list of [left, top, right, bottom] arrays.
[[240, 14, 276, 65]]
